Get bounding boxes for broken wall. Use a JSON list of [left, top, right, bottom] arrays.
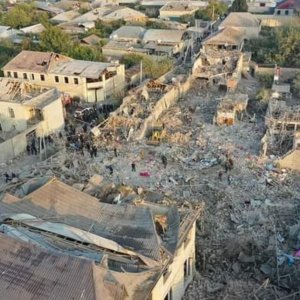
[[277, 149, 300, 170], [0, 129, 29, 163], [137, 75, 193, 140]]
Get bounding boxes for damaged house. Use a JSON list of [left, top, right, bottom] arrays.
[[2, 50, 125, 103], [214, 93, 248, 125], [192, 27, 244, 90], [262, 99, 300, 159], [0, 78, 64, 162], [0, 178, 202, 300]]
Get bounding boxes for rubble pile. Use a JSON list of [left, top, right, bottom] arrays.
[[1, 77, 300, 299]]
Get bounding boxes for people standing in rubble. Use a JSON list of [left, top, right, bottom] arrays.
[[26, 144, 30, 155], [31, 139, 37, 155], [114, 148, 118, 157], [161, 155, 167, 168], [92, 145, 97, 157], [131, 162, 136, 172]]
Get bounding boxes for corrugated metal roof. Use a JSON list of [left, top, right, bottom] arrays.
[[143, 29, 185, 44], [2, 51, 71, 72], [0, 233, 96, 300], [0, 179, 162, 261], [49, 60, 115, 79], [110, 26, 146, 40]]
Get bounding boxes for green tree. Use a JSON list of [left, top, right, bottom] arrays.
[[2, 4, 32, 28], [244, 26, 300, 68], [67, 43, 105, 61], [195, 0, 228, 21], [40, 25, 71, 53], [121, 54, 173, 78], [292, 72, 300, 96], [0, 3, 50, 28], [229, 0, 248, 12]]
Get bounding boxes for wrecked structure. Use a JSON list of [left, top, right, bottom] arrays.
[[0, 178, 202, 300], [214, 93, 248, 125], [192, 28, 244, 90], [2, 50, 125, 103], [262, 99, 300, 157], [0, 78, 64, 162]]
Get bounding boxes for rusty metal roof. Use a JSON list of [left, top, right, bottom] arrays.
[[0, 233, 96, 300], [0, 179, 162, 262]]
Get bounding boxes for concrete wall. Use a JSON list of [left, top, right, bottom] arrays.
[[0, 129, 29, 163], [277, 149, 300, 170], [36, 97, 65, 136], [151, 223, 196, 300], [137, 75, 192, 139], [0, 101, 30, 132]]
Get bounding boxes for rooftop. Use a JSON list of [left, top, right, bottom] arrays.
[[203, 27, 244, 46], [49, 60, 117, 79], [0, 233, 96, 300], [110, 25, 146, 40], [143, 29, 185, 44], [2, 51, 71, 73], [160, 1, 198, 11], [219, 12, 261, 28], [0, 78, 59, 106]]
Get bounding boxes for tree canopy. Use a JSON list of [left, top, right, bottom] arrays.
[[229, 0, 248, 12], [121, 54, 173, 79], [195, 0, 228, 21], [0, 3, 50, 28], [244, 26, 300, 68]]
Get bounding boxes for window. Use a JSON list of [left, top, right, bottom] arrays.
[[13, 72, 18, 78], [184, 259, 191, 279], [285, 9, 289, 15], [23, 73, 28, 79], [8, 107, 15, 118], [164, 289, 172, 300], [277, 10, 281, 15], [40, 74, 45, 81], [31, 74, 35, 80], [55, 76, 59, 83], [64, 77, 69, 84], [260, 2, 266, 6], [74, 78, 79, 85], [0, 123, 2, 132], [7, 71, 11, 77]]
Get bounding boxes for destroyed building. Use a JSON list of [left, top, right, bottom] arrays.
[[0, 178, 202, 300], [214, 93, 248, 125], [192, 27, 244, 90], [0, 78, 64, 162], [2, 50, 125, 103], [262, 99, 300, 157]]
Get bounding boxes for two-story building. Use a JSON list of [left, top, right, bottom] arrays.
[[2, 51, 125, 103], [0, 78, 64, 162]]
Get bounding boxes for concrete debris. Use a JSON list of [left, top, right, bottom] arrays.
[[1, 70, 300, 300]]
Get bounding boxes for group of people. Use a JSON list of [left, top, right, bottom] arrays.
[[26, 136, 54, 156], [3, 172, 17, 183]]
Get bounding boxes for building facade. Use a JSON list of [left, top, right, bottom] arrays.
[[2, 51, 125, 104]]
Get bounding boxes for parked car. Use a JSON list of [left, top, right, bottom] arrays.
[[74, 107, 94, 120]]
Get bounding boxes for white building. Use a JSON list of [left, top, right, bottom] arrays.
[[0, 78, 64, 162], [2, 51, 125, 103]]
